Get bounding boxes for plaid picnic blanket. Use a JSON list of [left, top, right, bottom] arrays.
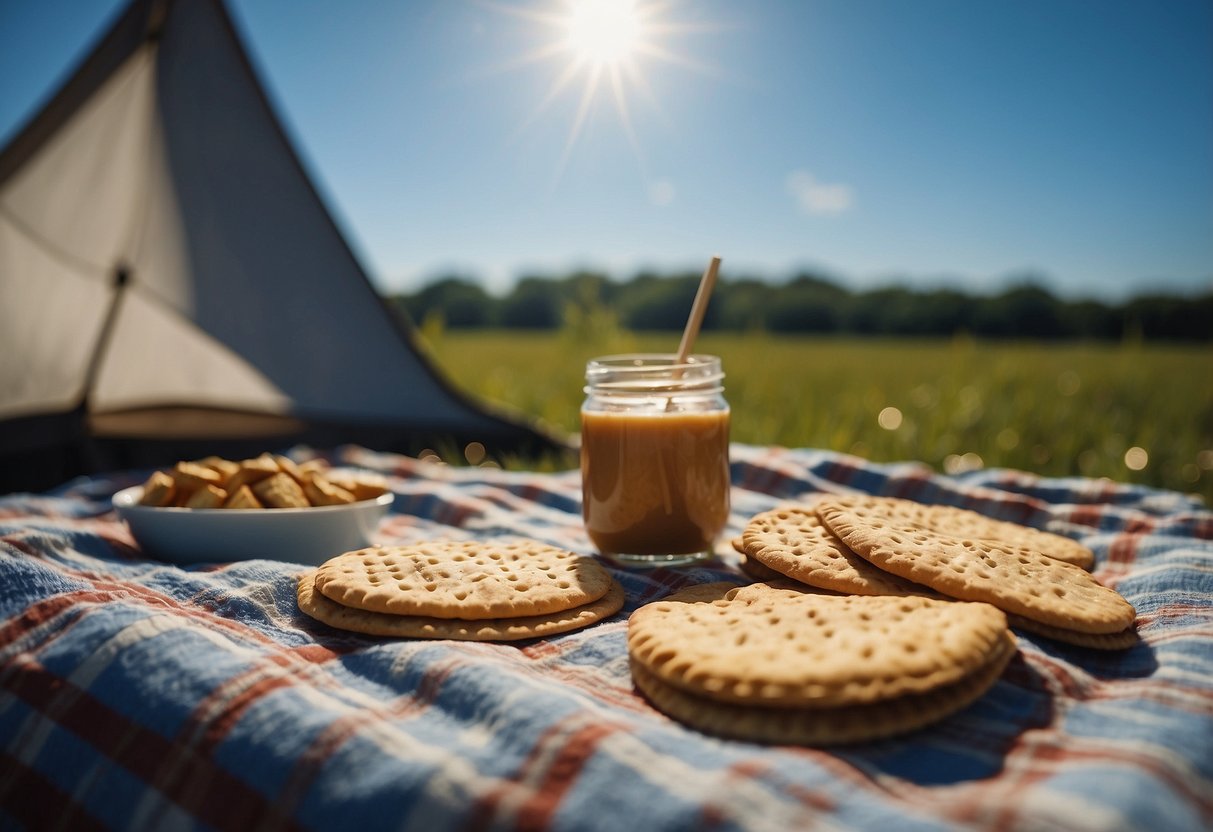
[[1, 444, 1210, 831]]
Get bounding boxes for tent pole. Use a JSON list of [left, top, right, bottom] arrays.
[[76, 264, 132, 475]]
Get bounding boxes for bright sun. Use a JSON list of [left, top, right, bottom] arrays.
[[564, 0, 642, 66], [487, 0, 714, 180]]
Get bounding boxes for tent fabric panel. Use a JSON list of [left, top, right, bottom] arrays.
[[150, 0, 489, 428], [125, 66, 194, 317], [0, 50, 156, 273], [0, 0, 156, 186], [0, 215, 111, 419], [92, 284, 291, 415]]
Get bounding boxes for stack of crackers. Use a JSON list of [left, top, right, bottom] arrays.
[[297, 540, 624, 641], [736, 496, 1137, 650], [627, 495, 1136, 745], [137, 454, 387, 510], [628, 582, 1017, 745]]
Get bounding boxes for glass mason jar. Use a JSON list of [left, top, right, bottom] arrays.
[[580, 354, 730, 567]]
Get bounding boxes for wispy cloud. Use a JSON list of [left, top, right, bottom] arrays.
[[785, 169, 855, 216], [648, 178, 676, 206]]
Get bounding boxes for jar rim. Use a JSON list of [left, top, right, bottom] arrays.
[[585, 354, 723, 395], [586, 353, 720, 370]]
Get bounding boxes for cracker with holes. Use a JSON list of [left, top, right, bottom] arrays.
[[629, 583, 1009, 707], [312, 540, 614, 620], [731, 537, 785, 583], [868, 498, 1095, 570], [740, 507, 935, 597], [738, 553, 784, 583], [817, 497, 1136, 636], [297, 569, 624, 641], [1004, 613, 1140, 650], [626, 582, 1014, 744]]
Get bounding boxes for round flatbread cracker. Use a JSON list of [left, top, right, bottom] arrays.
[[738, 554, 785, 583], [298, 570, 624, 640], [741, 507, 934, 596], [726, 580, 839, 600], [817, 497, 1136, 635], [649, 582, 753, 608], [730, 537, 785, 583], [627, 586, 1009, 708], [630, 631, 1016, 746], [878, 498, 1095, 570], [1006, 613, 1140, 650], [313, 540, 612, 620]]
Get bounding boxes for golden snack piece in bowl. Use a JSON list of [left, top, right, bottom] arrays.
[[253, 472, 309, 509], [223, 485, 263, 510], [115, 454, 394, 565], [197, 455, 240, 480], [184, 484, 226, 510], [304, 476, 356, 507], [135, 453, 388, 510], [140, 470, 177, 507]]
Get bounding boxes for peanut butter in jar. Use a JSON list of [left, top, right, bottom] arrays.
[[580, 354, 730, 567]]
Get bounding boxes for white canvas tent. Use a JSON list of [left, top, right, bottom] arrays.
[[0, 0, 564, 492]]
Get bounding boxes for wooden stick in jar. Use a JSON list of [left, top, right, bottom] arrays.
[[675, 255, 722, 364]]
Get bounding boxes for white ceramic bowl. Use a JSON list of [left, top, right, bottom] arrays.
[[112, 485, 394, 566]]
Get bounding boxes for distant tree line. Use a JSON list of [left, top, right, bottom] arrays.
[[389, 271, 1213, 341]]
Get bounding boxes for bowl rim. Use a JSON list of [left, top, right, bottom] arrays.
[[112, 484, 394, 515]]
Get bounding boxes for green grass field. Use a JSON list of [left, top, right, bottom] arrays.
[[421, 329, 1213, 506]]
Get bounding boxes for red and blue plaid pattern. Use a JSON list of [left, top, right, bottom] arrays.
[[1, 444, 1211, 830]]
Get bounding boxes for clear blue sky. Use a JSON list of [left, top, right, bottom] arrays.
[[2, 0, 1210, 300]]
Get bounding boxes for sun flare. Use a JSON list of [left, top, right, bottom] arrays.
[[486, 0, 718, 180], [564, 0, 642, 66]]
